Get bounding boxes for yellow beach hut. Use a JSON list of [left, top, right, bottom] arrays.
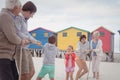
[[57, 27, 90, 50]]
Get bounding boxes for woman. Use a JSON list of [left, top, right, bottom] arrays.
[[90, 31, 103, 80], [75, 35, 89, 80]]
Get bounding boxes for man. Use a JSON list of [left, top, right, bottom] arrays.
[[0, 0, 28, 80], [15, 1, 40, 80]]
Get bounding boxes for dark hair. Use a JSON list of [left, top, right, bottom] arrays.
[[79, 35, 86, 41], [48, 35, 56, 44], [22, 1, 37, 13]]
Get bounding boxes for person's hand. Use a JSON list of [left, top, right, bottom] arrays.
[[25, 39, 30, 44], [30, 39, 36, 44], [90, 49, 94, 52], [30, 40, 41, 46], [36, 41, 41, 46], [75, 56, 79, 61], [68, 52, 72, 55], [21, 39, 25, 46], [84, 50, 88, 53], [21, 39, 30, 45]]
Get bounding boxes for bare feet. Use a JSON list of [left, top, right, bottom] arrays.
[[96, 76, 99, 80], [96, 78, 99, 80]]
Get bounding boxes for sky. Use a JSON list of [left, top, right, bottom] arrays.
[[0, 0, 120, 53]]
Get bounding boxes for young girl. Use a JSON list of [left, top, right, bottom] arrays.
[[65, 45, 76, 80]]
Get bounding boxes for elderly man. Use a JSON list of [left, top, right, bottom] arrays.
[[0, 0, 28, 80]]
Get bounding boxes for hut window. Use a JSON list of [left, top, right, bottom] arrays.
[[44, 32, 48, 37], [77, 32, 82, 37], [63, 32, 67, 37], [100, 32, 105, 36], [32, 33, 36, 37]]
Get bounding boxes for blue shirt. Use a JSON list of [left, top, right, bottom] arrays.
[[92, 40, 98, 56]]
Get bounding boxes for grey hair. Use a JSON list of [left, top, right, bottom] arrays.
[[5, 0, 21, 9], [93, 31, 100, 36]]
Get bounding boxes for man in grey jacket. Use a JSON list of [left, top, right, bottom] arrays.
[[0, 0, 28, 80]]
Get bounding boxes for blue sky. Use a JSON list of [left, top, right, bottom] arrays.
[[0, 0, 120, 53]]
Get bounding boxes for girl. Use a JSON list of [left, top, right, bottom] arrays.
[[65, 45, 76, 80], [90, 31, 103, 80], [75, 35, 89, 80]]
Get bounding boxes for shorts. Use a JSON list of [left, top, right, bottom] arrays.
[[15, 47, 34, 74], [66, 67, 74, 72], [38, 65, 55, 79]]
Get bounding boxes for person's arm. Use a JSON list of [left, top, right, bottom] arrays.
[[15, 16, 30, 39], [72, 53, 76, 60], [76, 42, 82, 58], [16, 26, 29, 40], [1, 13, 21, 45], [93, 40, 103, 54], [76, 42, 80, 51], [28, 33, 42, 46], [84, 41, 90, 54], [16, 16, 40, 45], [41, 44, 47, 55], [76, 42, 81, 53], [28, 33, 38, 43], [65, 53, 68, 60]]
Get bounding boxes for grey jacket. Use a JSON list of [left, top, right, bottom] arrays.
[[0, 9, 21, 60], [77, 41, 90, 60], [42, 43, 58, 65]]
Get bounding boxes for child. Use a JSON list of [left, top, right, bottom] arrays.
[[36, 35, 58, 80], [65, 45, 76, 80]]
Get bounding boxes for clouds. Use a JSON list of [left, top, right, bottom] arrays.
[[36, 0, 120, 17], [26, 0, 120, 33], [31, 0, 120, 30]]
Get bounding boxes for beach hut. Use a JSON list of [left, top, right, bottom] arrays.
[[92, 26, 114, 61], [29, 27, 55, 49], [57, 27, 90, 50]]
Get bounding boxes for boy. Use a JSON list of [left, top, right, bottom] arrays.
[[36, 35, 58, 80]]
